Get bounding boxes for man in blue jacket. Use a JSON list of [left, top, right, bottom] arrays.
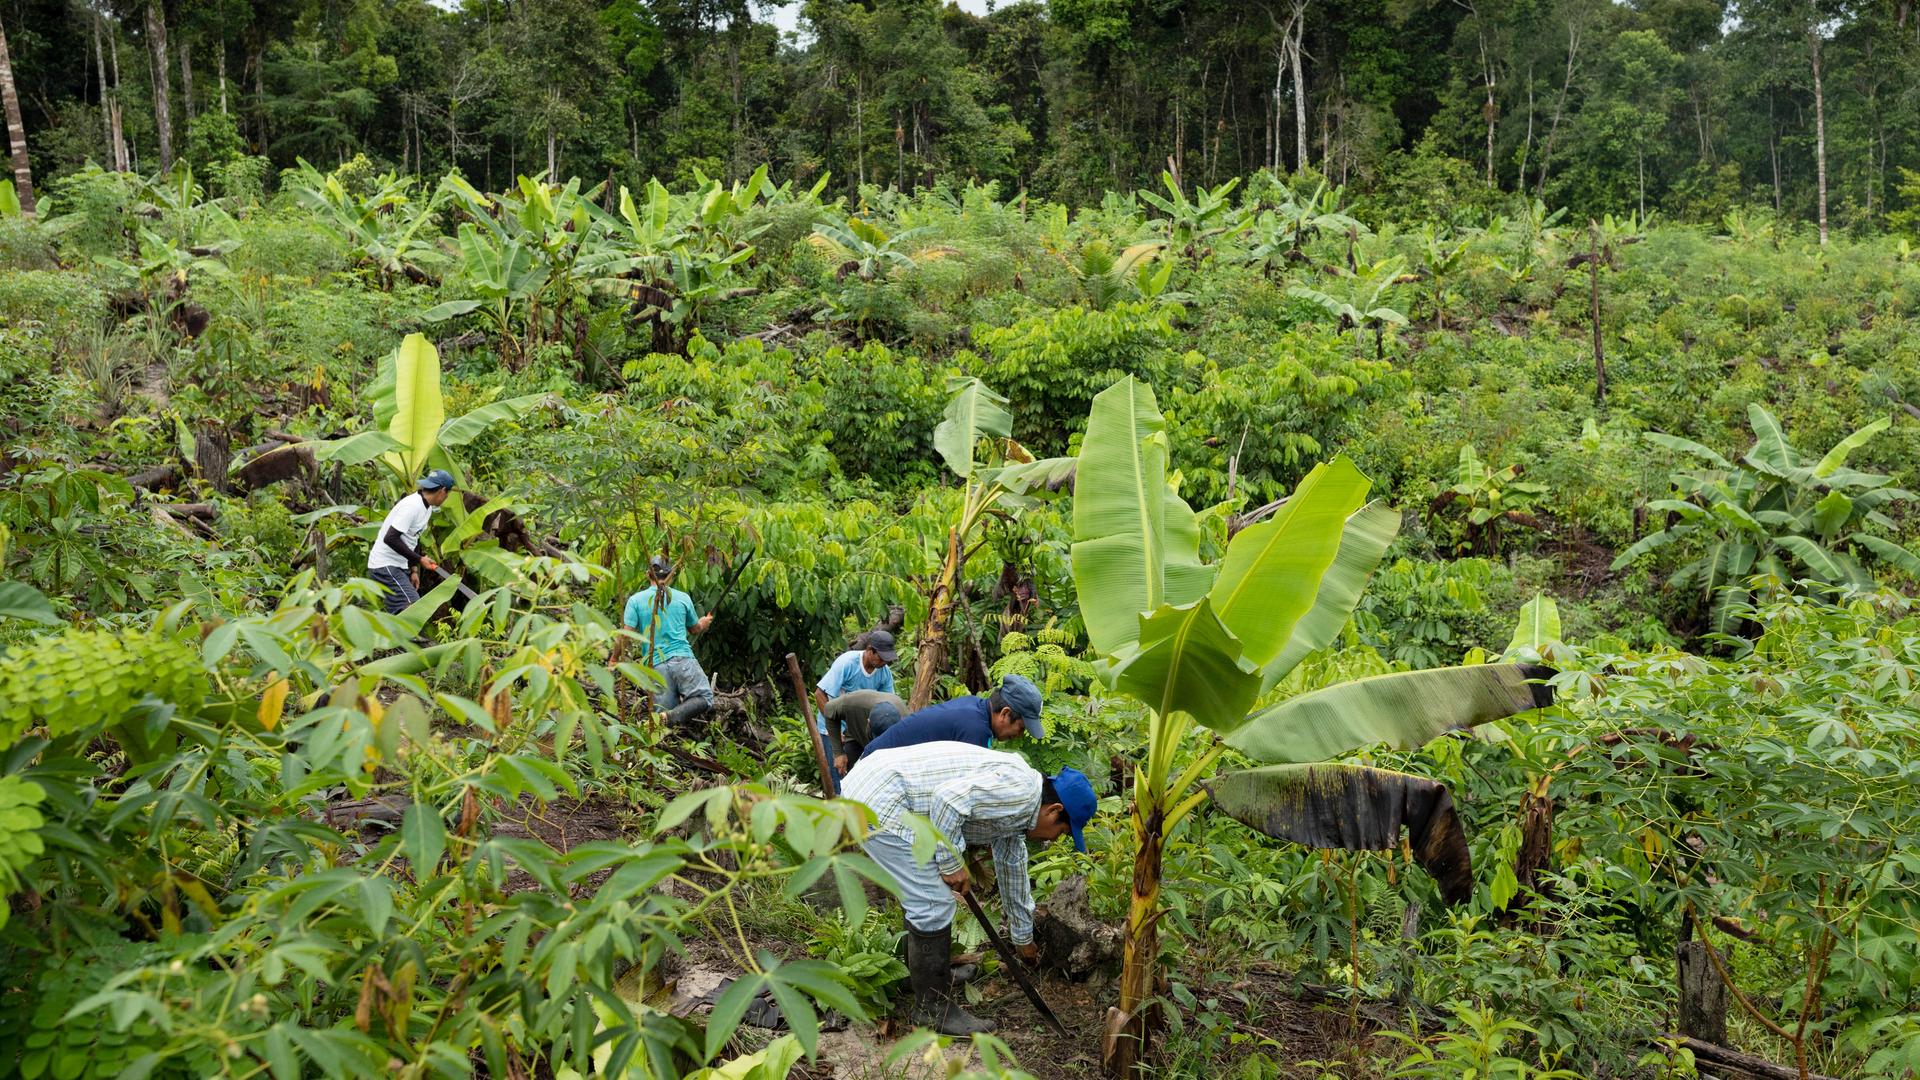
[[854, 673, 1044, 765]]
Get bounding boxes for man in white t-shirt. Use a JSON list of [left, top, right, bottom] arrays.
[[367, 470, 456, 613]]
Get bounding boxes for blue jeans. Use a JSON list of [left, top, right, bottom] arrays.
[[654, 655, 713, 711]]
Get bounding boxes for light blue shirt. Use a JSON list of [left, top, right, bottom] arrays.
[[815, 649, 894, 731], [622, 586, 699, 662]]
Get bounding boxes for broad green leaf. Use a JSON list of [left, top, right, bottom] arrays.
[[1812, 415, 1890, 477], [308, 430, 405, 468], [1071, 377, 1175, 656], [1264, 501, 1400, 689], [445, 495, 516, 551], [1775, 534, 1848, 582], [439, 393, 551, 448], [931, 376, 1012, 479], [1611, 526, 1687, 571], [384, 334, 445, 477], [1503, 595, 1561, 658], [1225, 662, 1553, 764], [1208, 763, 1474, 905], [0, 582, 60, 625], [1207, 456, 1369, 670], [1102, 598, 1261, 731], [993, 455, 1076, 496], [1852, 533, 1920, 578], [1644, 432, 1732, 470], [1743, 403, 1805, 478], [419, 299, 483, 322], [401, 801, 446, 874], [1810, 490, 1854, 539]]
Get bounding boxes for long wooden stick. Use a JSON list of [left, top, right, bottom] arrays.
[[785, 652, 836, 797]]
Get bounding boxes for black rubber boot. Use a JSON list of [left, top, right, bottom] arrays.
[[663, 697, 711, 729], [907, 925, 996, 1036]]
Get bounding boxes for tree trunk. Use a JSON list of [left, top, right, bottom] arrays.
[[0, 12, 36, 214], [1289, 0, 1308, 173], [178, 36, 194, 122], [146, 0, 174, 171], [908, 526, 962, 711], [1108, 801, 1165, 1076], [1590, 223, 1606, 405], [1677, 940, 1728, 1046], [1809, 29, 1828, 245], [217, 41, 227, 114], [108, 18, 129, 170], [1536, 18, 1580, 197]]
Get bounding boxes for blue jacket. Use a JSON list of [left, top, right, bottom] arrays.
[[857, 696, 991, 760]]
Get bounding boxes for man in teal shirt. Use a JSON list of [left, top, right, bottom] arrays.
[[613, 556, 714, 727]]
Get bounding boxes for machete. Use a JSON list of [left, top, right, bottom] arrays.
[[960, 886, 1067, 1036]]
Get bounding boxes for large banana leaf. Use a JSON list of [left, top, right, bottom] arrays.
[[1852, 533, 1920, 577], [1263, 501, 1401, 691], [1101, 598, 1261, 731], [439, 393, 552, 448], [309, 430, 406, 468], [1208, 763, 1474, 904], [1503, 595, 1562, 658], [384, 334, 444, 478], [1206, 456, 1369, 670], [1224, 663, 1554, 764], [1744, 403, 1810, 481], [1813, 415, 1891, 477], [932, 377, 1012, 479], [1072, 377, 1179, 656]]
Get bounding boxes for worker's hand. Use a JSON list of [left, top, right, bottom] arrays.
[[420, 557, 439, 573], [1016, 941, 1041, 966], [695, 613, 714, 633], [410, 570, 421, 590], [941, 867, 971, 897], [833, 754, 848, 773]]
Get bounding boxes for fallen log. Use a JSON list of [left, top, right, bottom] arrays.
[[128, 463, 182, 492], [155, 502, 217, 520], [1654, 1034, 1841, 1080]]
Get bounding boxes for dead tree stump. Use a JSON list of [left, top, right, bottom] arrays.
[[1677, 939, 1728, 1046]]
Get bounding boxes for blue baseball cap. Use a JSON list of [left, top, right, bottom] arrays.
[[1051, 767, 1097, 853], [998, 674, 1045, 738], [418, 469, 456, 491], [868, 700, 902, 737]]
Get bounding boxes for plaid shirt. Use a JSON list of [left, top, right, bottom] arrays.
[[842, 742, 1041, 945]]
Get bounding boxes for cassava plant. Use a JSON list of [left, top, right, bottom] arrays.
[[1070, 377, 1552, 1073]]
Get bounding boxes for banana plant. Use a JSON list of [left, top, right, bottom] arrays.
[[905, 377, 1074, 710], [1416, 225, 1470, 330], [288, 160, 448, 288], [1287, 257, 1410, 359], [809, 216, 931, 282], [309, 334, 550, 490], [1136, 172, 1250, 266], [1070, 377, 1551, 1072], [1613, 405, 1920, 634]]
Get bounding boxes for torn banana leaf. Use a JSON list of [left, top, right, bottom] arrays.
[[1208, 763, 1474, 904]]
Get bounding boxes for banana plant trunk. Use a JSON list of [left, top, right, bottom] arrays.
[[908, 524, 962, 710], [1109, 798, 1165, 1076]]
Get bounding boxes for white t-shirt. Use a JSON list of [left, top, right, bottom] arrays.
[[367, 492, 435, 571]]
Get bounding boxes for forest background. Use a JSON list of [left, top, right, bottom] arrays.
[[4, 0, 1920, 236]]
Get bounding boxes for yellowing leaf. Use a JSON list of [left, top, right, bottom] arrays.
[[258, 677, 290, 731]]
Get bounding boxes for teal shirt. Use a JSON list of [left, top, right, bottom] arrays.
[[622, 586, 699, 662]]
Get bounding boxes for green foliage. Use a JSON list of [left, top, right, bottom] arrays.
[[1614, 405, 1920, 634], [807, 913, 907, 1016], [0, 624, 206, 747], [972, 302, 1183, 453]]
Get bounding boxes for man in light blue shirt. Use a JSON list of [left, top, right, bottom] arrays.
[[811, 630, 897, 788], [613, 556, 714, 727]]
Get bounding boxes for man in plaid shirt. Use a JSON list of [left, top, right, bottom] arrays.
[[842, 742, 1097, 1036]]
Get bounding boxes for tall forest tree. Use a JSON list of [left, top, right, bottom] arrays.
[[0, 8, 33, 213]]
